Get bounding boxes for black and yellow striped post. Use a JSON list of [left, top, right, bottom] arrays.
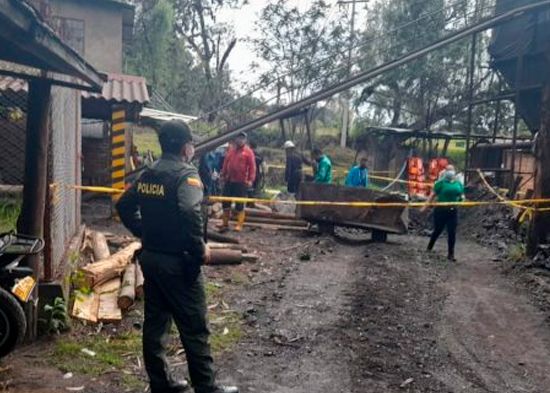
[[111, 106, 126, 204]]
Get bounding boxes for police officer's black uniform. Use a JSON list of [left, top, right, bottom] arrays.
[[116, 121, 238, 393]]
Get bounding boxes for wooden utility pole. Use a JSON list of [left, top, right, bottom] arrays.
[[17, 79, 52, 339], [465, 33, 477, 179], [527, 84, 550, 256], [339, 0, 368, 148]]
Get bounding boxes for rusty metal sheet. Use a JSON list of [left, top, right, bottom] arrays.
[[297, 183, 408, 234]]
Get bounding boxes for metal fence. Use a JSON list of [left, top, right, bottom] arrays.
[[47, 86, 81, 279], [0, 80, 81, 280]]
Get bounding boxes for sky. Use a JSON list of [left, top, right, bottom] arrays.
[[217, 0, 368, 89]]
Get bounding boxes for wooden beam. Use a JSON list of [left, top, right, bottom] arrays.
[[527, 84, 550, 256], [17, 79, 51, 275], [16, 79, 51, 340]]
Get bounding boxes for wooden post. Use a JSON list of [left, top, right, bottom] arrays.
[[16, 79, 52, 340], [304, 108, 314, 151], [511, 54, 524, 189], [527, 84, 550, 256], [465, 33, 477, 179], [279, 118, 287, 143]]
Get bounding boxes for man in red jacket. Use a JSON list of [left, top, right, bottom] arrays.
[[219, 132, 256, 232]]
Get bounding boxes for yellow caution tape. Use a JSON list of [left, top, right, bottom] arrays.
[[55, 183, 550, 211], [208, 195, 550, 210]]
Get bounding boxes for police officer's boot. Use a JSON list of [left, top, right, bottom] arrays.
[[234, 211, 246, 232], [217, 210, 230, 232], [151, 379, 189, 393]]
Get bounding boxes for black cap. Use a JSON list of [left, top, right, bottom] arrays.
[[236, 131, 247, 139], [158, 120, 192, 145]]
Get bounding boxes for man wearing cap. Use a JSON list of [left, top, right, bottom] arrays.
[[116, 120, 238, 393], [219, 132, 256, 232], [283, 140, 304, 194]]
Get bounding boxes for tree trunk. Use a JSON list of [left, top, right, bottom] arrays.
[[527, 84, 550, 256]]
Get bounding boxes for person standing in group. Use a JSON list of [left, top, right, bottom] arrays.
[[116, 121, 238, 393], [312, 147, 332, 184], [218, 132, 256, 232], [345, 157, 369, 188], [284, 140, 305, 194], [421, 164, 464, 261]]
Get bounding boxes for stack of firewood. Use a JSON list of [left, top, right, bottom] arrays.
[[71, 230, 259, 324], [71, 231, 142, 324]]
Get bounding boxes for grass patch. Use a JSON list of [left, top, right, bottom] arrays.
[[209, 312, 243, 354], [205, 281, 223, 301], [0, 198, 20, 233], [134, 130, 161, 157], [507, 243, 526, 263], [52, 331, 144, 388]]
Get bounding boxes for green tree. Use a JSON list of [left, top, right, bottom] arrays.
[[354, 0, 517, 137], [126, 0, 205, 114], [170, 0, 246, 120], [251, 0, 348, 144]]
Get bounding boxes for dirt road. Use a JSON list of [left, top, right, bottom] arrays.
[[3, 229, 550, 392], [217, 232, 550, 393]]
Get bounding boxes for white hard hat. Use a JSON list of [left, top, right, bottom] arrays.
[[283, 140, 295, 149]]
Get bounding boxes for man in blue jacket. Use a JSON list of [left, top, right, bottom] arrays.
[[345, 157, 369, 188]]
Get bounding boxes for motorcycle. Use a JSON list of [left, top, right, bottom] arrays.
[[0, 232, 44, 357]]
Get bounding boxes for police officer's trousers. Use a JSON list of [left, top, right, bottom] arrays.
[[139, 250, 215, 392]]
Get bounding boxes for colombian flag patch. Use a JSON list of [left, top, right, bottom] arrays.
[[187, 177, 202, 188]]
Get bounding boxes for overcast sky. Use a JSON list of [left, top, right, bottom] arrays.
[[218, 0, 368, 89]]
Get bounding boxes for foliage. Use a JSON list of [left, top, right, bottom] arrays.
[[249, 1, 348, 145], [169, 0, 246, 119], [354, 0, 519, 137], [0, 198, 20, 233], [39, 297, 70, 335]]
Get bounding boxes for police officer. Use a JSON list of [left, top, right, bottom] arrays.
[[116, 121, 238, 393]]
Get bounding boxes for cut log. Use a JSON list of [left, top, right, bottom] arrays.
[[118, 264, 136, 310], [80, 242, 141, 288], [231, 216, 307, 227], [135, 263, 144, 299], [71, 291, 99, 323], [242, 253, 259, 263], [97, 278, 122, 323], [245, 208, 296, 220], [208, 249, 243, 265], [207, 242, 248, 253], [253, 203, 273, 213], [207, 231, 240, 244], [91, 231, 110, 261]]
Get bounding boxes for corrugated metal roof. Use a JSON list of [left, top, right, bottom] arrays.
[[140, 108, 197, 124], [82, 72, 149, 104], [0, 76, 27, 94], [0, 72, 149, 104]]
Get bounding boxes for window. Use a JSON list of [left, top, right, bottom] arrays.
[[51, 17, 85, 55]]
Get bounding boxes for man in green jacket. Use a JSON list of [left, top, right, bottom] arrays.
[[312, 147, 333, 184]]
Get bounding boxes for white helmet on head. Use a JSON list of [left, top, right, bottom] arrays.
[[283, 140, 295, 149]]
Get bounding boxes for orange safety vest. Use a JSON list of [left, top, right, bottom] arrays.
[[408, 157, 427, 197], [427, 157, 449, 193]]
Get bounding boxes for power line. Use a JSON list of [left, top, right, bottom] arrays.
[[197, 1, 501, 137], [194, 0, 550, 153], [189, 0, 473, 125]]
